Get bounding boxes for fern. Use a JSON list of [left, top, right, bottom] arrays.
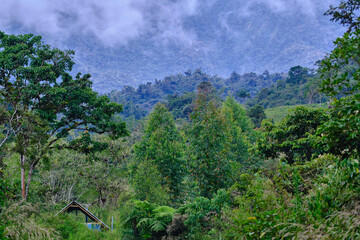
[[149, 220, 167, 232], [1, 202, 58, 240], [153, 206, 176, 219]]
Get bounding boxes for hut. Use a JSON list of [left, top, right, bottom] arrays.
[[55, 201, 110, 231]]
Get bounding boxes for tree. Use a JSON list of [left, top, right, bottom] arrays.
[[247, 105, 266, 128], [221, 97, 253, 165], [317, 96, 360, 159], [325, 0, 360, 33], [286, 66, 312, 85], [318, 1, 360, 159], [257, 107, 328, 164], [188, 88, 231, 198], [229, 71, 241, 83], [132, 161, 170, 205], [134, 103, 185, 201], [236, 89, 251, 104], [0, 32, 128, 200]]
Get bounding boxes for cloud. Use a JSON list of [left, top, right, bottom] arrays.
[[0, 0, 338, 48], [149, 0, 200, 46], [257, 0, 320, 16], [0, 0, 205, 46], [233, 0, 338, 17]]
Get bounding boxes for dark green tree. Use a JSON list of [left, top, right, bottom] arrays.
[[325, 0, 360, 33], [236, 89, 251, 104], [286, 66, 312, 85], [247, 105, 266, 128], [318, 96, 360, 159], [318, 1, 360, 159], [0, 32, 128, 200], [257, 107, 329, 164]]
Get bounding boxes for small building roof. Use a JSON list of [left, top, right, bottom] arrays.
[[55, 201, 110, 230]]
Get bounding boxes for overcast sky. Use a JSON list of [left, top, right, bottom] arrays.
[[0, 0, 344, 91], [0, 0, 339, 46]]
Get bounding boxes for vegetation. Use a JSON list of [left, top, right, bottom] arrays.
[[2, 1, 360, 239], [108, 69, 284, 122]]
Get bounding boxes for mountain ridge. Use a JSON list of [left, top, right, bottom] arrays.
[[0, 0, 345, 93]]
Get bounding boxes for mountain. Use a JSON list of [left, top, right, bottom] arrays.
[[0, 0, 345, 93]]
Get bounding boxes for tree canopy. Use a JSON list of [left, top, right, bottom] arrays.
[[0, 32, 128, 200]]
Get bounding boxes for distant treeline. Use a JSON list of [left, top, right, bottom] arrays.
[[108, 66, 325, 123], [108, 68, 282, 119]]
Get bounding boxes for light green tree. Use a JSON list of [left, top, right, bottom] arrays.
[[221, 97, 253, 165], [188, 90, 231, 198], [133, 103, 185, 202]]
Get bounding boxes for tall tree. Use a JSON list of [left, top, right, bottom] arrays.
[[188, 86, 231, 198], [221, 97, 253, 165], [134, 103, 185, 201], [0, 32, 128, 200], [318, 1, 360, 159]]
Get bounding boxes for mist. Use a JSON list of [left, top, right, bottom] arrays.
[[0, 0, 345, 92], [0, 0, 338, 46], [0, 0, 204, 46]]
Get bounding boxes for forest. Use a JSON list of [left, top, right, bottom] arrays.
[[2, 1, 360, 239]]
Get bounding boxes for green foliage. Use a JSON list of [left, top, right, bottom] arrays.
[[319, 4, 360, 160], [320, 30, 360, 97], [257, 106, 329, 164], [325, 0, 360, 33], [165, 92, 196, 119], [287, 66, 313, 85], [1, 202, 58, 240], [221, 97, 254, 168], [318, 95, 360, 159], [137, 206, 176, 233], [188, 91, 231, 198], [236, 88, 251, 104], [247, 105, 266, 128], [0, 174, 9, 239], [264, 105, 298, 123], [0, 31, 128, 200], [133, 104, 185, 201], [264, 104, 326, 123], [4, 5, 360, 238], [109, 69, 284, 122], [216, 153, 360, 239], [44, 210, 123, 240], [180, 189, 230, 238], [122, 200, 176, 239], [248, 66, 323, 109], [131, 160, 170, 205]]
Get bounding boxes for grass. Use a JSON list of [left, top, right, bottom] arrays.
[[265, 103, 327, 123]]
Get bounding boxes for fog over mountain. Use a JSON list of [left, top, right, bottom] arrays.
[[0, 0, 345, 93]]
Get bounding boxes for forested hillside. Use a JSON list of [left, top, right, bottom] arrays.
[[3, 1, 360, 240], [108, 68, 284, 122], [108, 64, 323, 125]]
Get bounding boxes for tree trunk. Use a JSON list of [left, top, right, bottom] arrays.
[[20, 155, 26, 200], [25, 163, 35, 201]]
